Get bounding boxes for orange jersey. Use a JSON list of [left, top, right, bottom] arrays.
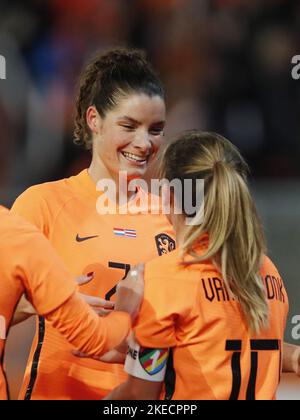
[[132, 245, 289, 400], [11, 169, 175, 400], [0, 206, 130, 400]]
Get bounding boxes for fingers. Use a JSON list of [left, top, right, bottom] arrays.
[[92, 308, 113, 317], [78, 293, 115, 317], [76, 272, 94, 286], [72, 349, 104, 362], [135, 263, 145, 291], [114, 263, 145, 321], [78, 293, 114, 308], [72, 349, 126, 364], [136, 263, 145, 277], [72, 350, 88, 358]]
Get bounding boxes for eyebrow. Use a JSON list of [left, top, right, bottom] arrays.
[[118, 116, 165, 126]]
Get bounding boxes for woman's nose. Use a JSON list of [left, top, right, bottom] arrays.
[[132, 131, 152, 152]]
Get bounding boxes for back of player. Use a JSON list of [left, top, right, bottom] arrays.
[[135, 249, 288, 400], [122, 131, 289, 400]]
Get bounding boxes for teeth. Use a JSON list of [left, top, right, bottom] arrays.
[[122, 152, 147, 162]]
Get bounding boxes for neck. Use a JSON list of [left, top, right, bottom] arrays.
[[170, 214, 187, 247], [88, 155, 114, 184]]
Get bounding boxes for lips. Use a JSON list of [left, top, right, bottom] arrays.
[[121, 151, 150, 166]]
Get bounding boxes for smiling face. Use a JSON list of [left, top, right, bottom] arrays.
[[88, 93, 166, 181]]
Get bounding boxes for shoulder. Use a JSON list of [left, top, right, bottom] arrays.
[[145, 249, 180, 277], [11, 176, 80, 216], [11, 177, 79, 232], [260, 255, 281, 277], [144, 249, 197, 297], [14, 177, 75, 206], [0, 206, 43, 254]]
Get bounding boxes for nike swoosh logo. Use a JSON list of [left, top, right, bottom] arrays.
[[76, 234, 99, 242]]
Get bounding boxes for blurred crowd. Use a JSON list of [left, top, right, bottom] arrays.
[[0, 0, 300, 205]]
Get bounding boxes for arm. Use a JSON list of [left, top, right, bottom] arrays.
[[11, 295, 36, 326], [72, 265, 145, 361], [104, 335, 168, 400], [282, 342, 300, 376], [46, 265, 145, 357], [104, 376, 163, 400], [11, 223, 131, 357], [46, 292, 131, 357], [11, 273, 114, 326]]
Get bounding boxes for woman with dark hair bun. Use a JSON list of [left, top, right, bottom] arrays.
[[11, 47, 175, 400]]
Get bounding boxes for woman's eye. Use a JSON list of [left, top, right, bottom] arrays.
[[150, 128, 164, 135], [122, 125, 134, 130]]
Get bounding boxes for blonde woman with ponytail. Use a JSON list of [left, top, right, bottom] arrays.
[[106, 130, 289, 400]]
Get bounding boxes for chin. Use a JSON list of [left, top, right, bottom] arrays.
[[126, 168, 147, 181]]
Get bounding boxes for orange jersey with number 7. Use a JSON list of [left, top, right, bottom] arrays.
[[133, 243, 289, 400], [0, 206, 130, 400], [11, 169, 175, 400]]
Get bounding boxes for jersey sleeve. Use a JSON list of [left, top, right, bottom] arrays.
[[133, 264, 178, 349], [134, 257, 198, 350], [7, 213, 131, 357], [11, 186, 51, 235], [46, 294, 131, 356], [15, 223, 77, 315]]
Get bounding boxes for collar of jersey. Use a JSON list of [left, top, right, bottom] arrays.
[[71, 169, 151, 213]]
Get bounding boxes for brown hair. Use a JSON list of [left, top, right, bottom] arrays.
[[161, 130, 268, 334], [74, 47, 165, 150]]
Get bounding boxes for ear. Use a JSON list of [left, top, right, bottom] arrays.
[[86, 106, 102, 135]]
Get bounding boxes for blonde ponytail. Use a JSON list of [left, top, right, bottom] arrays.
[[161, 131, 268, 334]]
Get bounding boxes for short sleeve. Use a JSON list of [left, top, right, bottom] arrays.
[[133, 264, 177, 349], [15, 224, 76, 315], [11, 186, 51, 235]]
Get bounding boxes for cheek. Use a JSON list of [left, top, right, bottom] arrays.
[[151, 135, 164, 155], [100, 130, 131, 155]]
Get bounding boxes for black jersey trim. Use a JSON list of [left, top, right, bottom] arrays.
[[24, 316, 45, 400], [164, 349, 176, 400]]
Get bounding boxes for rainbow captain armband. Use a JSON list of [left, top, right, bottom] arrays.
[[124, 338, 169, 382]]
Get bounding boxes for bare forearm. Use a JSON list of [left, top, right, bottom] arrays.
[[104, 382, 156, 400], [104, 377, 162, 400], [103, 383, 133, 400], [11, 295, 36, 326], [282, 342, 300, 375]]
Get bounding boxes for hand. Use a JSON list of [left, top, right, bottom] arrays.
[[76, 273, 115, 316], [72, 347, 127, 364], [72, 332, 135, 363], [115, 263, 145, 322], [72, 335, 129, 364]]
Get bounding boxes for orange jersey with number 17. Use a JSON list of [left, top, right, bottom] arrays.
[[11, 169, 175, 400], [133, 243, 289, 400]]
